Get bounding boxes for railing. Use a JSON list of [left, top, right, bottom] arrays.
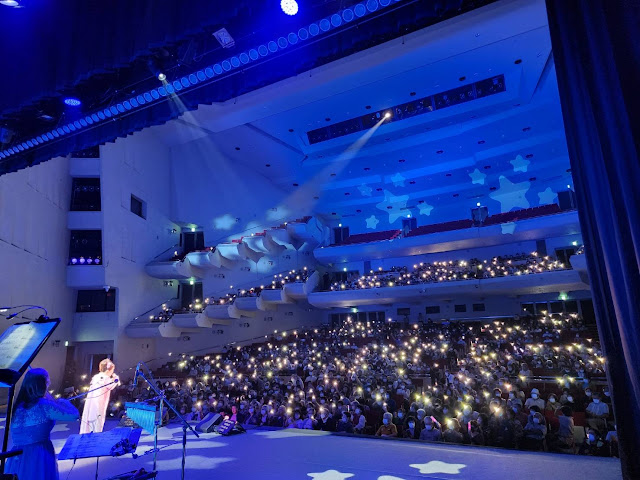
[[151, 243, 180, 261], [131, 298, 179, 325]]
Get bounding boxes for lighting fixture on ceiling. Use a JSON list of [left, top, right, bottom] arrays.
[[63, 98, 82, 107], [281, 0, 299, 15], [157, 73, 166, 82], [0, 0, 21, 7]]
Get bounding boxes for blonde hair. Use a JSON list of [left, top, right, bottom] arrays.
[[99, 359, 114, 373]]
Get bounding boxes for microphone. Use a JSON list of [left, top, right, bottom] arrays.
[[133, 363, 141, 387]]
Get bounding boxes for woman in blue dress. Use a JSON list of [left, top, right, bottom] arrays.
[[5, 368, 79, 480]]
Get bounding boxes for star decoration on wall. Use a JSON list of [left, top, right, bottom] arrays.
[[510, 154, 530, 173], [213, 213, 236, 230], [376, 190, 409, 223], [489, 176, 531, 213], [366, 215, 380, 229], [418, 202, 434, 216], [390, 172, 406, 187], [501, 222, 516, 235], [409, 461, 466, 474], [308, 470, 354, 480], [358, 184, 373, 197], [538, 187, 557, 205], [469, 168, 487, 185]]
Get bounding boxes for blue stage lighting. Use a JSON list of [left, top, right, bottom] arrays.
[[231, 57, 240, 68], [79, 119, 87, 127], [53, 129, 60, 137], [188, 74, 198, 84], [26, 140, 33, 147], [197, 70, 206, 81], [268, 41, 278, 52], [130, 98, 138, 108], [288, 32, 298, 44], [68, 124, 76, 132], [73, 120, 82, 129], [123, 101, 132, 110], [320, 19, 331, 31], [278, 37, 288, 49], [239, 53, 249, 64], [366, 0, 378, 11], [249, 49, 259, 61], [173, 80, 183, 91], [309, 23, 320, 36], [151, 89, 160, 99], [158, 87, 167, 97], [280, 0, 298, 15], [343, 8, 355, 21], [213, 64, 223, 74], [109, 106, 118, 115], [354, 3, 366, 16], [46, 132, 54, 140], [64, 97, 82, 107], [298, 27, 309, 40], [379, 0, 391, 5], [62, 125, 71, 134], [85, 116, 93, 125], [331, 14, 342, 27], [258, 45, 268, 56], [205, 67, 215, 78], [137, 95, 146, 105], [181, 77, 190, 87], [222, 60, 231, 71], [36, 135, 43, 143], [165, 84, 175, 94], [116, 103, 125, 113]]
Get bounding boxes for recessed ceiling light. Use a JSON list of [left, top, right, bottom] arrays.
[[445, 173, 452, 177], [410, 92, 416, 96], [344, 192, 350, 195], [529, 177, 537, 181], [483, 165, 491, 169], [365, 105, 371, 110], [235, 147, 240, 150], [525, 153, 534, 158], [522, 126, 531, 131], [478, 140, 485, 144], [459, 76, 466, 82], [356, 209, 361, 213], [288, 128, 294, 132], [514, 59, 522, 64], [453, 193, 459, 197], [436, 150, 444, 154], [398, 159, 405, 163], [363, 167, 370, 171], [293, 183, 299, 187], [325, 117, 331, 122]]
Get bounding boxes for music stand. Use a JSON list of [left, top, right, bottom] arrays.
[[0, 318, 60, 473], [58, 427, 142, 480]]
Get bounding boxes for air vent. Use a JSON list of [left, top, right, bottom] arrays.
[[307, 74, 506, 145]]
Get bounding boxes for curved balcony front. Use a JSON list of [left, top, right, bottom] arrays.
[[205, 304, 240, 320], [569, 254, 589, 284], [258, 289, 290, 307], [266, 228, 294, 250], [239, 236, 269, 263], [186, 250, 218, 268], [283, 282, 307, 301], [234, 296, 260, 312], [145, 259, 194, 279], [286, 217, 328, 247], [125, 320, 181, 338], [172, 312, 231, 328]]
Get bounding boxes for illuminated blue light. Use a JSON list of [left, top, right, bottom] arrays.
[[130, 98, 138, 108], [205, 67, 214, 78], [231, 56, 240, 68], [239, 52, 249, 64], [354, 3, 366, 16], [53, 129, 60, 137], [8, 148, 15, 154], [108, 106, 117, 115], [366, 0, 378, 11], [80, 119, 88, 127], [288, 32, 298, 44], [268, 41, 278, 52], [197, 70, 206, 81], [280, 0, 298, 15], [16, 145, 23, 152], [73, 120, 82, 129], [173, 80, 183, 91], [379, 0, 391, 5], [309, 23, 320, 36], [188, 74, 198, 84], [116, 103, 125, 113], [57, 127, 65, 135], [68, 124, 76, 132], [214, 63, 223, 74], [27, 140, 34, 147], [319, 19, 331, 31], [86, 116, 94, 124], [258, 45, 268, 56], [278, 37, 288, 48], [36, 136, 43, 143], [151, 89, 160, 99], [46, 132, 54, 140], [249, 49, 259, 60], [222, 60, 231, 71], [0, 153, 4, 159], [181, 77, 190, 88], [64, 97, 82, 107], [63, 125, 71, 134], [343, 8, 355, 21], [103, 108, 112, 118], [123, 101, 132, 110], [19, 144, 26, 151], [165, 84, 175, 94], [331, 14, 342, 27], [97, 111, 106, 120], [298, 27, 309, 40], [137, 94, 146, 105], [91, 113, 99, 122], [158, 87, 167, 96]]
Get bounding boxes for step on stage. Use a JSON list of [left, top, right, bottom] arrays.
[[1, 419, 622, 480]]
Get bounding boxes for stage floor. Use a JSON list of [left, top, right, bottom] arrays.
[[0, 418, 622, 480]]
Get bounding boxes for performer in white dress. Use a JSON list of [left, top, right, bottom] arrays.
[[80, 358, 119, 434]]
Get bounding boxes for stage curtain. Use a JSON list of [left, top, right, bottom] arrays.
[[545, 1, 640, 478]]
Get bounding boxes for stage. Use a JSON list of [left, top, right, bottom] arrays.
[[0, 418, 622, 479]]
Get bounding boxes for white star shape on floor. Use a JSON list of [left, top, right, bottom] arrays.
[[378, 476, 406, 480], [418, 202, 434, 216], [253, 429, 331, 439], [511, 154, 530, 173], [538, 187, 557, 204], [308, 470, 354, 480], [358, 184, 373, 197], [366, 215, 380, 229], [469, 168, 487, 185], [501, 222, 516, 235], [409, 460, 466, 474], [489, 176, 530, 213], [214, 213, 236, 230], [144, 455, 236, 470], [376, 190, 409, 223], [391, 172, 406, 187]]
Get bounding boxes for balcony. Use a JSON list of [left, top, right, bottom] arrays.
[[66, 265, 106, 288], [145, 258, 194, 279]]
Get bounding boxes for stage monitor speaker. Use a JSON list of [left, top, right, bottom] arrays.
[[558, 190, 577, 210], [195, 412, 223, 433], [216, 419, 246, 436]]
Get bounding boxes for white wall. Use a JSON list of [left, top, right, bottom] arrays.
[[0, 156, 75, 389]]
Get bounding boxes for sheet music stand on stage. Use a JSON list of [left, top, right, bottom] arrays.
[[59, 427, 142, 480], [0, 318, 60, 473]]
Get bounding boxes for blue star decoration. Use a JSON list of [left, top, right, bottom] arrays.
[[538, 187, 557, 205], [409, 460, 466, 474], [358, 184, 373, 197], [376, 190, 409, 223], [366, 215, 380, 229], [418, 202, 434, 216], [489, 176, 530, 213], [213, 213, 236, 230], [390, 172, 406, 187], [510, 154, 530, 173], [469, 168, 487, 185], [307, 470, 354, 480]]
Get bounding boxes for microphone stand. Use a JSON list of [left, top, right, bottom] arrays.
[[67, 379, 119, 401], [134, 369, 199, 480]]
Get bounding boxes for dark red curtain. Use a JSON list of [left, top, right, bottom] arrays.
[[546, 1, 640, 478]]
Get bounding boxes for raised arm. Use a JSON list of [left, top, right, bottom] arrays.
[[43, 397, 80, 421]]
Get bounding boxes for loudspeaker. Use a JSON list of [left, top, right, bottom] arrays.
[[558, 190, 577, 210], [216, 419, 246, 436], [195, 413, 223, 433]]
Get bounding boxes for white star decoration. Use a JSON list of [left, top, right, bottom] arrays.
[[469, 168, 487, 185], [366, 215, 380, 230], [390, 172, 406, 187], [418, 202, 434, 216], [358, 184, 373, 197], [378, 476, 406, 480], [376, 190, 409, 223], [409, 460, 466, 474], [213, 213, 236, 230], [254, 429, 330, 439], [501, 222, 516, 235], [511, 154, 530, 173], [307, 470, 354, 480], [489, 176, 530, 213], [538, 187, 557, 205]]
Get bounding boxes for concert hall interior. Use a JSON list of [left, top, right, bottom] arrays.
[[1, 1, 639, 479]]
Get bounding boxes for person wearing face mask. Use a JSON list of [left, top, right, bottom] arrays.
[[419, 416, 442, 442], [524, 388, 545, 411], [458, 404, 478, 425], [586, 393, 610, 432], [316, 408, 336, 431], [545, 394, 558, 413], [403, 416, 420, 439], [336, 412, 354, 433], [352, 405, 366, 433], [243, 404, 260, 426], [578, 428, 608, 456], [522, 412, 547, 450], [375, 412, 398, 437], [601, 387, 612, 405], [548, 406, 575, 453], [287, 409, 304, 429]]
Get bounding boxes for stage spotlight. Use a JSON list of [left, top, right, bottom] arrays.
[[157, 72, 166, 81], [0, 0, 20, 7], [64, 98, 82, 107], [384, 111, 392, 119], [281, 0, 298, 15]]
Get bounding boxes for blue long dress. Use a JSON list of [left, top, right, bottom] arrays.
[[5, 397, 79, 480]]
